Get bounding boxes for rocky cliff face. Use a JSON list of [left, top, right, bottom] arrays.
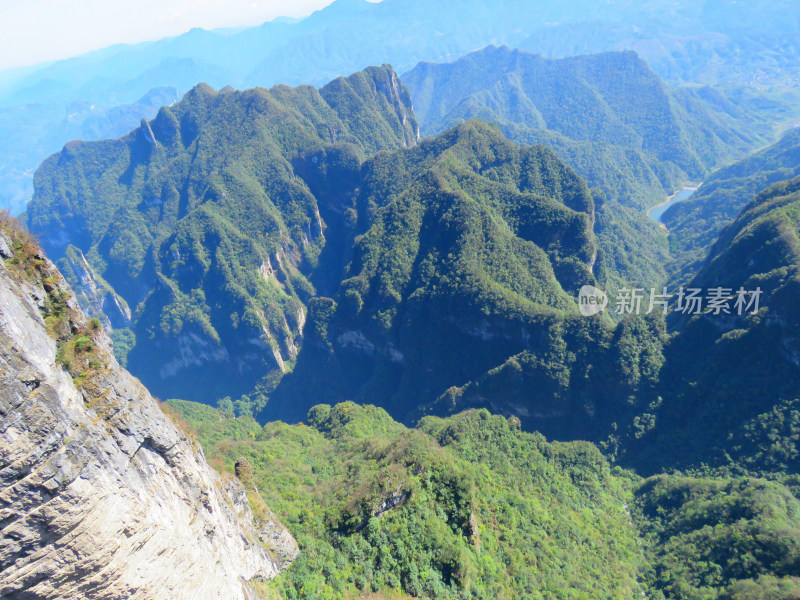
[[0, 224, 297, 599]]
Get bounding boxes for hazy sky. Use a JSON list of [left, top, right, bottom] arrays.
[[0, 0, 337, 70]]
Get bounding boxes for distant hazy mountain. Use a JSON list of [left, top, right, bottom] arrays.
[[0, 86, 179, 214], [7, 0, 798, 105], [2, 0, 799, 213], [521, 0, 800, 89]]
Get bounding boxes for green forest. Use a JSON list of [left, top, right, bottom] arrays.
[[166, 399, 800, 600], [18, 47, 800, 600]]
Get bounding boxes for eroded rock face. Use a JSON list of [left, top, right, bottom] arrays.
[[59, 246, 132, 331], [0, 228, 297, 599]]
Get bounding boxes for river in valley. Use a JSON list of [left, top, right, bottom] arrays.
[[647, 186, 698, 224]]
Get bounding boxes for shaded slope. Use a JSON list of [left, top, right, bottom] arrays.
[[25, 65, 418, 405], [269, 121, 668, 441], [268, 120, 597, 420], [626, 176, 800, 475], [664, 127, 800, 284]]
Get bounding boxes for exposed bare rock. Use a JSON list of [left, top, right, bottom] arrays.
[[58, 246, 132, 331], [0, 227, 297, 599]]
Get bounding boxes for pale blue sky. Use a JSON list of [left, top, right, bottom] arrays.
[[0, 0, 337, 70]]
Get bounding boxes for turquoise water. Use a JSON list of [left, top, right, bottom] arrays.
[[648, 187, 697, 224]]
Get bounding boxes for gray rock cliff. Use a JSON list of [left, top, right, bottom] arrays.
[[0, 224, 297, 599]]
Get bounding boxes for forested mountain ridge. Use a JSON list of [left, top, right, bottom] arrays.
[[168, 397, 800, 600], [403, 46, 769, 208], [402, 46, 774, 294], [267, 118, 600, 422], [26, 65, 419, 406], [3, 0, 799, 215], [625, 176, 800, 476], [173, 401, 644, 600]]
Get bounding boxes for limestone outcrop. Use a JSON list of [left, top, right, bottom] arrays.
[[0, 225, 297, 599]]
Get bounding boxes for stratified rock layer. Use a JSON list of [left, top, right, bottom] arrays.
[[0, 227, 297, 599]]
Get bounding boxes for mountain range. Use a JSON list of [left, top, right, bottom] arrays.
[[25, 49, 784, 428], [403, 45, 775, 292], [2, 0, 800, 214], [4, 7, 800, 597], [26, 65, 418, 409]]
